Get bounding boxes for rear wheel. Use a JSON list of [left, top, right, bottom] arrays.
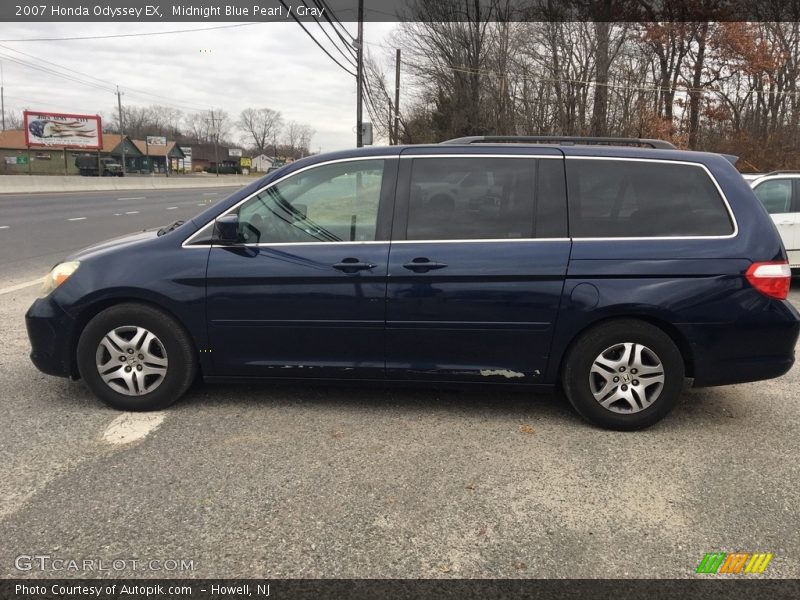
[[561, 319, 685, 430], [77, 303, 197, 411]]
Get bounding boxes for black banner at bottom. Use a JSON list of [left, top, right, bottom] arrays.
[[2, 579, 799, 600]]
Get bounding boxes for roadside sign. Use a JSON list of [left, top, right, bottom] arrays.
[[240, 156, 252, 168], [146, 136, 167, 145], [228, 148, 243, 157], [24, 111, 102, 149]]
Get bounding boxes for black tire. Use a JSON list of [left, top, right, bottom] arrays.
[[76, 303, 197, 411], [561, 319, 685, 430]]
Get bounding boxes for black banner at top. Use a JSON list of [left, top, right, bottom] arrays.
[[3, 0, 800, 23]]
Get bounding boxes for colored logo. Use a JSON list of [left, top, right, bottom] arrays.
[[696, 552, 773, 574]]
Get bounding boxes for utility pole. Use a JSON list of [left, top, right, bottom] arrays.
[[394, 49, 401, 145], [116, 85, 126, 175], [206, 109, 221, 177], [355, 0, 364, 148], [1, 61, 5, 131]]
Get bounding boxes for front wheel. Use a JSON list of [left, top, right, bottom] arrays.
[[561, 319, 685, 430], [77, 303, 197, 411]]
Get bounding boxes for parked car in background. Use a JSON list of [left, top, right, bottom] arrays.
[[27, 136, 799, 431], [750, 172, 800, 270]]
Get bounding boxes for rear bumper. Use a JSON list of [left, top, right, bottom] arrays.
[[680, 300, 800, 387], [25, 296, 77, 378]]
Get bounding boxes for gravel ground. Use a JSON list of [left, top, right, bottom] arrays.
[[0, 282, 798, 579]]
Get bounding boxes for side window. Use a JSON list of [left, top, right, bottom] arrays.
[[405, 157, 544, 240], [236, 160, 384, 243], [753, 179, 793, 214], [566, 159, 734, 237]]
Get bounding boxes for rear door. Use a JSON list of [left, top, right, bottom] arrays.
[[385, 148, 570, 383]]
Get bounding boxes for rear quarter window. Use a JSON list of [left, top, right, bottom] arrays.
[[566, 159, 734, 238]]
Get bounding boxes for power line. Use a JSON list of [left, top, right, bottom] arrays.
[[278, 0, 356, 77], [302, 0, 356, 67], [0, 23, 263, 43], [314, 0, 357, 58], [0, 51, 116, 94], [0, 43, 118, 89], [0, 46, 210, 113]]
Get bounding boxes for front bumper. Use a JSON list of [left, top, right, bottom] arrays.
[[25, 296, 77, 378]]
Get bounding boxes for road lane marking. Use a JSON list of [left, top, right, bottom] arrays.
[[0, 277, 43, 295], [117, 196, 145, 200], [125, 211, 139, 214], [167, 206, 178, 210], [202, 192, 218, 195], [67, 217, 87, 221], [0, 225, 8, 229], [102, 412, 166, 445]]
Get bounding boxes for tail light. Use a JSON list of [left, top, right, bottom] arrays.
[[745, 261, 791, 300]]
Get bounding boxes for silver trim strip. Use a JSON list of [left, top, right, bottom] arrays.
[[184, 153, 739, 247], [391, 238, 570, 244], [399, 154, 560, 159], [566, 156, 738, 241]]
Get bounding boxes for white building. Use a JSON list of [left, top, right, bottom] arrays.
[[251, 154, 277, 172]]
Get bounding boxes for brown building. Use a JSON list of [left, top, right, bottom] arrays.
[[131, 139, 187, 174], [0, 130, 143, 175]]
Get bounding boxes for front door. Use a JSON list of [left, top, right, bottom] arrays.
[[753, 177, 800, 267], [206, 158, 396, 378], [386, 151, 571, 383]]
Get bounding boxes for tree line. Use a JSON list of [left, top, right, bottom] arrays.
[[3, 104, 315, 159], [365, 0, 800, 171], [103, 106, 315, 160]]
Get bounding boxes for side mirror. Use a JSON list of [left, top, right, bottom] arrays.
[[214, 214, 240, 244]]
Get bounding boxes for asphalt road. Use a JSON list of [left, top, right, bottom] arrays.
[[0, 187, 240, 286], [0, 189, 798, 579]]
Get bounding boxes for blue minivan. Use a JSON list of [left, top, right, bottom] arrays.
[[26, 137, 800, 430]]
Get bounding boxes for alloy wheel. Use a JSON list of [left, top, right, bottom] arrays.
[[95, 326, 169, 396]]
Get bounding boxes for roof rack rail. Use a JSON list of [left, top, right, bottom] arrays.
[[761, 170, 800, 177], [440, 135, 677, 150]]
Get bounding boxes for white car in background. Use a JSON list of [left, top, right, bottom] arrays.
[[748, 172, 800, 270]]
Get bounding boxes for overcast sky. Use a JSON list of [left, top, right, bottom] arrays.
[[0, 21, 399, 152]]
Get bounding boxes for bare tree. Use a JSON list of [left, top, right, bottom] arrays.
[[238, 108, 283, 155]]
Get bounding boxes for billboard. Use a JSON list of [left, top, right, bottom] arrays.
[[146, 136, 167, 145], [228, 148, 242, 157], [24, 111, 102, 149]]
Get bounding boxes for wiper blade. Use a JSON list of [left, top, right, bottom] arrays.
[[157, 220, 185, 236]]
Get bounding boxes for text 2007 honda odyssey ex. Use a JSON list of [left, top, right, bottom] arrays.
[[26, 136, 800, 430]]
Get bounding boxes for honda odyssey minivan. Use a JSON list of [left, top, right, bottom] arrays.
[[26, 136, 800, 430]]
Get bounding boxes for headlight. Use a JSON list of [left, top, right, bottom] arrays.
[[39, 261, 80, 298]]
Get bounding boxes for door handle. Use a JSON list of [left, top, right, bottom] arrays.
[[402, 257, 448, 273], [333, 258, 376, 273]]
